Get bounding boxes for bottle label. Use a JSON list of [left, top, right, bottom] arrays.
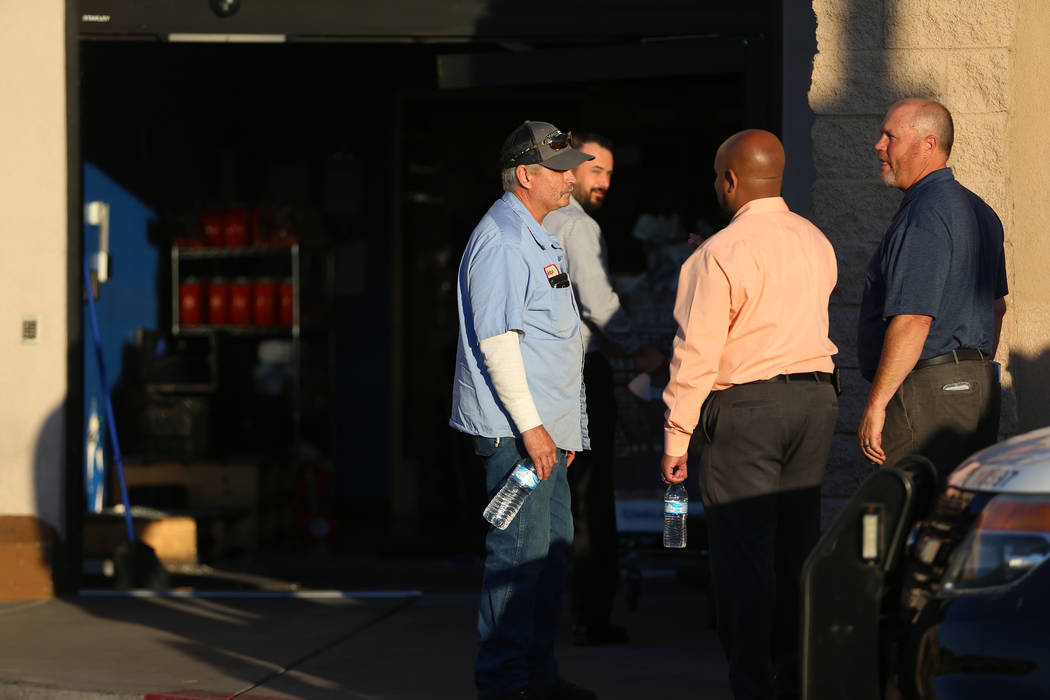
[[511, 465, 539, 490], [664, 501, 688, 516]]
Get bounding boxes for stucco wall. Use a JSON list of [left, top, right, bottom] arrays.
[[809, 0, 1018, 498], [1007, 0, 1050, 433], [0, 1, 69, 534]]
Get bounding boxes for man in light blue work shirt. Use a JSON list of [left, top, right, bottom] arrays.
[[450, 120, 597, 700]]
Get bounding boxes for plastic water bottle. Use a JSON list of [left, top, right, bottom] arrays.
[[484, 458, 540, 530], [663, 483, 688, 548]]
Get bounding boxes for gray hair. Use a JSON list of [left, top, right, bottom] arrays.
[[501, 167, 519, 192], [501, 163, 543, 192]]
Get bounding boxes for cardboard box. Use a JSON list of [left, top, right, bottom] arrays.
[[0, 516, 57, 600], [84, 514, 199, 566]]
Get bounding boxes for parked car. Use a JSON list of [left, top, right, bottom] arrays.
[[801, 426, 1050, 700]]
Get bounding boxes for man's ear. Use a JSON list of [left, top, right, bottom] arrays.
[[724, 168, 737, 194], [516, 164, 532, 190], [922, 133, 938, 155]]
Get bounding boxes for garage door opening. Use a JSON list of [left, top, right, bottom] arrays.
[[76, 33, 769, 589]]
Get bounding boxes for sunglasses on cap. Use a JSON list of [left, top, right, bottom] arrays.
[[506, 130, 573, 165]]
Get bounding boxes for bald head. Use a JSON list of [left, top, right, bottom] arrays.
[[713, 129, 785, 216], [889, 98, 954, 157]]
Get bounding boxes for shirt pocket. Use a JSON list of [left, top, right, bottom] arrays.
[[550, 286, 577, 335], [528, 284, 577, 337]]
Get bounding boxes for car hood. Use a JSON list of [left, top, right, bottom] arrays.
[[950, 426, 1050, 493]]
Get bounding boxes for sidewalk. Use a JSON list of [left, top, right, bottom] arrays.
[[0, 561, 731, 700]]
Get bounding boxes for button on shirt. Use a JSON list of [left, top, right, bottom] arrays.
[[663, 197, 838, 456], [451, 191, 589, 451], [857, 168, 1008, 381], [543, 196, 640, 356]]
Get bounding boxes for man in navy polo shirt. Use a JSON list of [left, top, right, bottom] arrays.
[[857, 98, 1008, 480], [451, 121, 597, 700]]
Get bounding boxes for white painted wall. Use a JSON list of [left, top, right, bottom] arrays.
[[0, 1, 69, 534]]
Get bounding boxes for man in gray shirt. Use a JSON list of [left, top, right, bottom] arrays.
[[543, 131, 666, 646]]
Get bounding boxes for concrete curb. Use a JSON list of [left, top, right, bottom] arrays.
[[145, 691, 295, 700], [0, 682, 141, 700]]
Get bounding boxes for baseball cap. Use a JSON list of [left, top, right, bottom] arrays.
[[500, 121, 594, 171]]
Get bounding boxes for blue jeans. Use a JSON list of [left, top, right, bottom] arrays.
[[473, 436, 573, 700]]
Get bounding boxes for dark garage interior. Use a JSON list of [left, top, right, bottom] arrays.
[[73, 0, 781, 588]]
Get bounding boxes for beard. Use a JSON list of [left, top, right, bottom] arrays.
[[577, 188, 607, 213], [879, 164, 895, 187], [714, 205, 733, 229], [715, 191, 732, 223]]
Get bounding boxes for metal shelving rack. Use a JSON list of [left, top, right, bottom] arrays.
[[170, 243, 302, 459]]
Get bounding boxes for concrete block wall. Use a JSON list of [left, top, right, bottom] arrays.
[[809, 0, 1019, 500], [1004, 2, 1050, 433]]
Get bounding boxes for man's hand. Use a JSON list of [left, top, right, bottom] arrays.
[[661, 453, 689, 484], [860, 313, 931, 467], [858, 403, 887, 465], [633, 344, 669, 376], [565, 450, 576, 468], [521, 424, 558, 479]]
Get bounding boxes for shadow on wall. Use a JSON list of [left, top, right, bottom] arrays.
[[34, 404, 66, 535], [8, 402, 68, 599], [804, 0, 906, 490], [1008, 348, 1050, 434]]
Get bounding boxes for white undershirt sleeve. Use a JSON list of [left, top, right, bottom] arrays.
[[478, 330, 542, 433]]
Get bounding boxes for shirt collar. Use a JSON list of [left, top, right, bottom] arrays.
[[501, 190, 561, 250], [729, 196, 789, 223], [902, 167, 954, 205]]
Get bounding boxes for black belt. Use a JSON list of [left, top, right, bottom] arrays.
[[749, 372, 833, 385], [913, 348, 987, 370]]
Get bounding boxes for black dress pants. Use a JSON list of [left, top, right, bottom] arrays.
[[567, 351, 620, 628], [698, 380, 838, 700]]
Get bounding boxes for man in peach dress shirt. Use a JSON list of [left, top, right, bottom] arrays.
[[661, 130, 839, 700]]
